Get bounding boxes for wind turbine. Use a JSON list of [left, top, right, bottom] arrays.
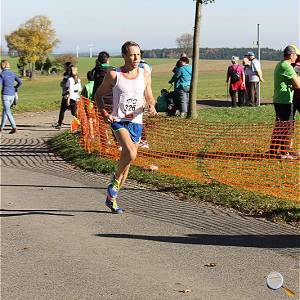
[[76, 45, 79, 58], [88, 43, 94, 58]]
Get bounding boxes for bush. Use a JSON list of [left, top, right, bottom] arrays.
[[54, 54, 78, 68]]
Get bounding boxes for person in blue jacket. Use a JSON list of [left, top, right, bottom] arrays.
[[169, 56, 192, 117], [0, 60, 22, 134]]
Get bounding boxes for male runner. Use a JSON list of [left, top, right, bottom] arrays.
[[95, 41, 157, 213]]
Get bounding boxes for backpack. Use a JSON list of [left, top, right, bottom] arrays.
[[229, 65, 241, 83]]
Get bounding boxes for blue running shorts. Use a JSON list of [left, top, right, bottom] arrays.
[[111, 121, 143, 144]]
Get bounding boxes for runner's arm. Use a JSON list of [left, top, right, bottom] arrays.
[[95, 70, 116, 121]]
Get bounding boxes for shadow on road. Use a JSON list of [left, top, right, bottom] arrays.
[[95, 233, 300, 249], [0, 208, 110, 217], [1, 184, 107, 190]]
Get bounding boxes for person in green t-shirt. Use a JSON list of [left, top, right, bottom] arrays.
[[269, 45, 300, 158], [81, 71, 94, 100]]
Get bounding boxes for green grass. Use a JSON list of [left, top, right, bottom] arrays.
[[49, 131, 300, 224], [4, 56, 298, 224], [3, 56, 278, 115], [197, 105, 279, 123]]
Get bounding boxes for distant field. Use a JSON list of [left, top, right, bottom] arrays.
[[3, 56, 276, 109]]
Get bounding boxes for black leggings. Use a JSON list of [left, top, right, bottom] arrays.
[[58, 98, 77, 125], [270, 103, 294, 154]]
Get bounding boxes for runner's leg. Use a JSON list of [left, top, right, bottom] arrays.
[[113, 128, 138, 183]]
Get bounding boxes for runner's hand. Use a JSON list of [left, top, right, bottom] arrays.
[[148, 104, 158, 116], [104, 114, 116, 124]]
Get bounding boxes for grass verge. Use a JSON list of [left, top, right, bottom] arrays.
[[49, 131, 299, 226]]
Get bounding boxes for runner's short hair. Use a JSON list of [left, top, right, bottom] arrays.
[[121, 41, 140, 56]]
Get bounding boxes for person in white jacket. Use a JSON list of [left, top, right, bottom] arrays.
[[55, 66, 81, 129]]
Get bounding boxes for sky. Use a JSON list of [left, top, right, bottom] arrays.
[[1, 0, 300, 54]]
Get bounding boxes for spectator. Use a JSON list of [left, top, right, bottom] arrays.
[[0, 59, 22, 134], [139, 50, 152, 73], [226, 56, 246, 107], [81, 71, 94, 100], [290, 45, 300, 157], [90, 52, 115, 151], [291, 44, 300, 119], [91, 51, 113, 101], [53, 62, 73, 128], [155, 89, 169, 113], [172, 52, 188, 74], [55, 66, 82, 129], [247, 51, 264, 106], [269, 45, 300, 159], [169, 56, 192, 118], [242, 56, 252, 105]]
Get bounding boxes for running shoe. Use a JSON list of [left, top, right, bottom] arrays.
[[105, 196, 124, 214], [107, 176, 120, 199]]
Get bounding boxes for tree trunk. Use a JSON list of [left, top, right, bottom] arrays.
[[30, 62, 35, 80], [188, 0, 202, 119]]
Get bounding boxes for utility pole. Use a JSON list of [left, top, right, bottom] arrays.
[[257, 23, 261, 106], [76, 45, 79, 58], [189, 0, 202, 119]]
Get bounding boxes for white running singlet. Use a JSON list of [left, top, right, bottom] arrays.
[[112, 67, 145, 124]]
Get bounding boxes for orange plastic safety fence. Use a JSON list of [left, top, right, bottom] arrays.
[[77, 97, 300, 202]]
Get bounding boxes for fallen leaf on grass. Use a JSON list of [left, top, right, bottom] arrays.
[[204, 262, 216, 267], [143, 164, 159, 172]]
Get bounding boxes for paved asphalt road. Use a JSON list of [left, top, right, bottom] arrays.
[[1, 111, 299, 300]]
